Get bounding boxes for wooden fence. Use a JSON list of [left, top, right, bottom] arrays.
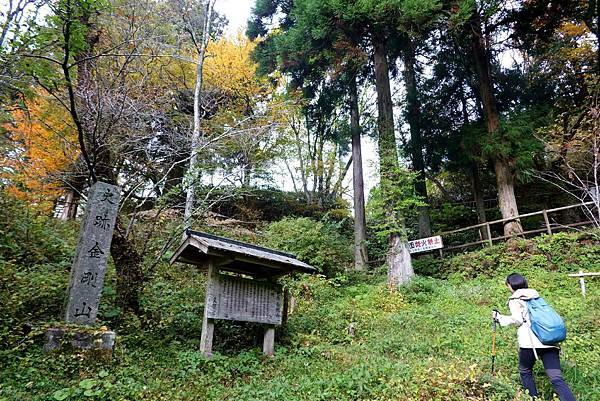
[[436, 201, 597, 255]]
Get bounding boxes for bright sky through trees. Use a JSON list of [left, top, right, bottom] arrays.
[[215, 0, 380, 200], [215, 0, 253, 36]]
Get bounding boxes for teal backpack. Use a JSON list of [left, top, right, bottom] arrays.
[[526, 297, 567, 345]]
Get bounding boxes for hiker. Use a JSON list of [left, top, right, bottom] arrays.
[[492, 273, 576, 401]]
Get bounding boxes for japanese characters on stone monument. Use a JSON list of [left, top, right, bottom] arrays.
[[65, 181, 121, 325]]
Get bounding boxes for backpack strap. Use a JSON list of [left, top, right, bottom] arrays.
[[509, 297, 539, 359], [523, 299, 539, 360]]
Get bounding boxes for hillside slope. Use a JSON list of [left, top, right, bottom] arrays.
[[1, 233, 599, 401]]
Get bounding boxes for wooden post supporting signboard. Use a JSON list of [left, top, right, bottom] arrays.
[[263, 325, 275, 356], [170, 230, 315, 358], [282, 288, 290, 326], [200, 260, 217, 356]]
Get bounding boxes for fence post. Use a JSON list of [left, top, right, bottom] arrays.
[[485, 223, 493, 246], [579, 270, 586, 298], [542, 210, 552, 236]]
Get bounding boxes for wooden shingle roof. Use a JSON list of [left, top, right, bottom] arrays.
[[170, 230, 315, 277]]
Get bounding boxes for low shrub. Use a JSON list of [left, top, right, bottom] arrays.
[[413, 231, 600, 279], [0, 193, 77, 266], [262, 217, 352, 276]]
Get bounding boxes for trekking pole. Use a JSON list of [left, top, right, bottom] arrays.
[[491, 309, 498, 375]]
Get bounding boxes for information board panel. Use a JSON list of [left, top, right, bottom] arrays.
[[206, 275, 282, 325], [408, 235, 443, 254]]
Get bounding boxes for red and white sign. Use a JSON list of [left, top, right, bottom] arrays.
[[408, 235, 443, 254]]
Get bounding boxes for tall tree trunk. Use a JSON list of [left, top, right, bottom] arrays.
[[349, 77, 368, 271], [243, 158, 252, 187], [323, 142, 336, 202], [71, 4, 144, 315], [459, 85, 488, 240], [468, 163, 488, 240], [291, 118, 310, 202], [469, 12, 522, 236], [183, 0, 216, 230], [494, 157, 521, 235], [110, 217, 143, 315], [373, 34, 414, 286], [316, 133, 325, 207], [57, 189, 77, 220], [402, 39, 431, 238]]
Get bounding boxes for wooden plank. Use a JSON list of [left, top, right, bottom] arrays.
[[200, 260, 217, 357], [486, 224, 493, 246], [491, 228, 544, 242], [561, 220, 594, 229], [444, 239, 490, 251], [206, 274, 283, 325], [437, 202, 594, 238], [171, 231, 315, 275], [169, 237, 194, 265], [282, 288, 290, 326], [488, 201, 594, 223], [499, 210, 543, 221], [521, 227, 551, 236], [546, 201, 595, 214], [227, 254, 296, 273], [200, 319, 215, 356], [177, 232, 314, 273], [189, 230, 297, 258], [577, 270, 587, 298], [438, 221, 489, 236], [189, 235, 210, 253], [542, 210, 552, 235], [263, 325, 275, 356], [568, 272, 600, 277], [443, 220, 595, 253]]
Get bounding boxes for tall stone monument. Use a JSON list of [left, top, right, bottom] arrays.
[[46, 181, 121, 353], [65, 181, 120, 324]]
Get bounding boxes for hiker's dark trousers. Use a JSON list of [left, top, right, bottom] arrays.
[[518, 348, 576, 401]]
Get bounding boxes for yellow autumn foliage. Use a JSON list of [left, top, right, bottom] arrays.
[[204, 33, 267, 102]]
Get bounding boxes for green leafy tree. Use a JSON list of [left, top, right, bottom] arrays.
[[249, 0, 450, 285], [249, 0, 371, 271]]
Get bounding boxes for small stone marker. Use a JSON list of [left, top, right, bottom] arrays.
[[65, 181, 120, 325]]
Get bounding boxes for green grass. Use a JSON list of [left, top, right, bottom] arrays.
[[1, 233, 600, 400]]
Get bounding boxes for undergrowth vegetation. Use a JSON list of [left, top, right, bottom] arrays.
[[1, 204, 599, 400], [263, 217, 353, 276]]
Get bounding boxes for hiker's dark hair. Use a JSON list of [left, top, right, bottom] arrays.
[[506, 273, 528, 290]]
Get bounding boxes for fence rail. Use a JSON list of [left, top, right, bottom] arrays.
[[436, 201, 597, 254], [568, 271, 600, 298]]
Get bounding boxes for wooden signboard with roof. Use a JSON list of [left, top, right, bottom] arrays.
[[170, 230, 315, 356]]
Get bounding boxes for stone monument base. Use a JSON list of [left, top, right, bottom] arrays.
[[44, 327, 116, 358]]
